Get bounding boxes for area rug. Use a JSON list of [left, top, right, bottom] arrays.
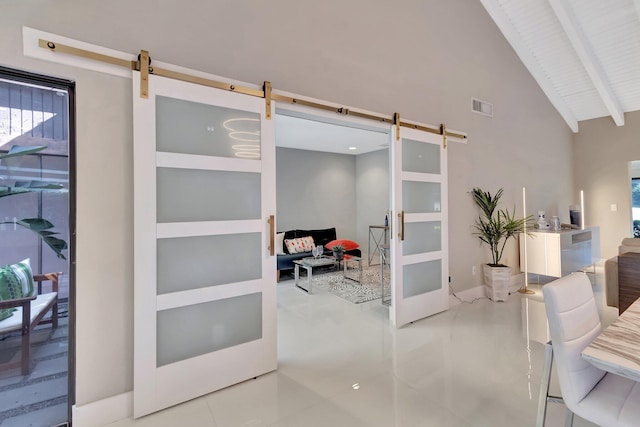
[[311, 265, 390, 304]]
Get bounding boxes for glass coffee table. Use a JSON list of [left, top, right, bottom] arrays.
[[294, 256, 336, 293], [294, 255, 363, 293]]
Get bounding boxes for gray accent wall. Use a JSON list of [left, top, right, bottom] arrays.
[[0, 0, 575, 412], [276, 147, 357, 240], [276, 147, 389, 259]]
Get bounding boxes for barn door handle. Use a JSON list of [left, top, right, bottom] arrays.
[[268, 215, 275, 256]]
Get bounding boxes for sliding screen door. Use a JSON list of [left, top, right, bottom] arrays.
[[132, 72, 276, 417], [390, 127, 448, 327]]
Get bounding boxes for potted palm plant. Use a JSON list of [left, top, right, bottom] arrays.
[[472, 187, 530, 301]]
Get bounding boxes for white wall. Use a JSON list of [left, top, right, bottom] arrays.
[[574, 110, 640, 258], [0, 0, 574, 414], [355, 149, 390, 260], [276, 147, 356, 240]]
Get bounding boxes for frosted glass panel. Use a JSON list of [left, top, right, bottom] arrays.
[[403, 222, 441, 255], [402, 181, 441, 213], [402, 139, 440, 174], [157, 292, 262, 366], [157, 233, 261, 294], [156, 96, 261, 159], [403, 260, 442, 298], [157, 168, 260, 222]]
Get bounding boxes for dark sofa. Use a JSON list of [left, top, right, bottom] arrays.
[[277, 227, 361, 281]]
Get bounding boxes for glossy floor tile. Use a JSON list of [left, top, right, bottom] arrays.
[[107, 266, 617, 427]]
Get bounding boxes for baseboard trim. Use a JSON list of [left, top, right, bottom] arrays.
[[72, 391, 132, 427]]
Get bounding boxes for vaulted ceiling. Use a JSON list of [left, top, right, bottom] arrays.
[[481, 0, 640, 132]]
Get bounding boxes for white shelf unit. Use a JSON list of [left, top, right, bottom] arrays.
[[519, 226, 600, 278]]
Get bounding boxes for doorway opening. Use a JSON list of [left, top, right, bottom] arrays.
[[0, 66, 75, 427], [273, 108, 392, 307], [273, 106, 450, 327]]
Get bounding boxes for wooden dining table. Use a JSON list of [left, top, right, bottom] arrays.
[[582, 297, 640, 382]]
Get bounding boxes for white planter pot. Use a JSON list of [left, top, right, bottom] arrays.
[[483, 264, 511, 302]]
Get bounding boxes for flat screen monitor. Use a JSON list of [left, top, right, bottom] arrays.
[[570, 209, 581, 228]]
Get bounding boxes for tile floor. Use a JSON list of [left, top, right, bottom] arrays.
[[107, 268, 618, 427]]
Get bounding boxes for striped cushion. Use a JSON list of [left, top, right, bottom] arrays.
[[0, 292, 57, 333], [0, 259, 34, 321]]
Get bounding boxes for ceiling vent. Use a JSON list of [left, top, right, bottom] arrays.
[[472, 98, 493, 117]]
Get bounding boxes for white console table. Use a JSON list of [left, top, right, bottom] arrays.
[[519, 226, 600, 277]]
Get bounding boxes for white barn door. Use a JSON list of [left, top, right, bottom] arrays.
[[390, 126, 449, 327], [132, 72, 276, 417]]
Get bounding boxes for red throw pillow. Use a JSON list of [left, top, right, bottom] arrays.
[[325, 239, 359, 251]]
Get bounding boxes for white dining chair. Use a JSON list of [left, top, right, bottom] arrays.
[[542, 272, 640, 427]]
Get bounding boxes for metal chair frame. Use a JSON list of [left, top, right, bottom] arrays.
[[537, 341, 575, 427]]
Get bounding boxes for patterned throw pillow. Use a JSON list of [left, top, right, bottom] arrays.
[[0, 259, 35, 321], [10, 259, 34, 298], [0, 267, 22, 321], [284, 236, 315, 254]]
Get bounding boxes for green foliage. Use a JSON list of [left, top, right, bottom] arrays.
[[632, 179, 640, 207], [332, 244, 345, 253], [0, 145, 48, 160], [1, 145, 68, 260], [472, 187, 531, 266], [0, 181, 66, 198]]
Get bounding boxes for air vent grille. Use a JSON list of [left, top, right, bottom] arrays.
[[472, 98, 493, 117]]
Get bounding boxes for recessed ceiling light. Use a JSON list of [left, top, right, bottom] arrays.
[[348, 146, 357, 150]]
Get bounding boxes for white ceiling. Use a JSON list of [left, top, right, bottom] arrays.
[[275, 113, 390, 155], [481, 0, 640, 132]]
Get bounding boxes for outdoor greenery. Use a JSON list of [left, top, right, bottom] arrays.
[[633, 179, 640, 237], [0, 145, 68, 259], [632, 178, 640, 206], [472, 187, 531, 266]]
